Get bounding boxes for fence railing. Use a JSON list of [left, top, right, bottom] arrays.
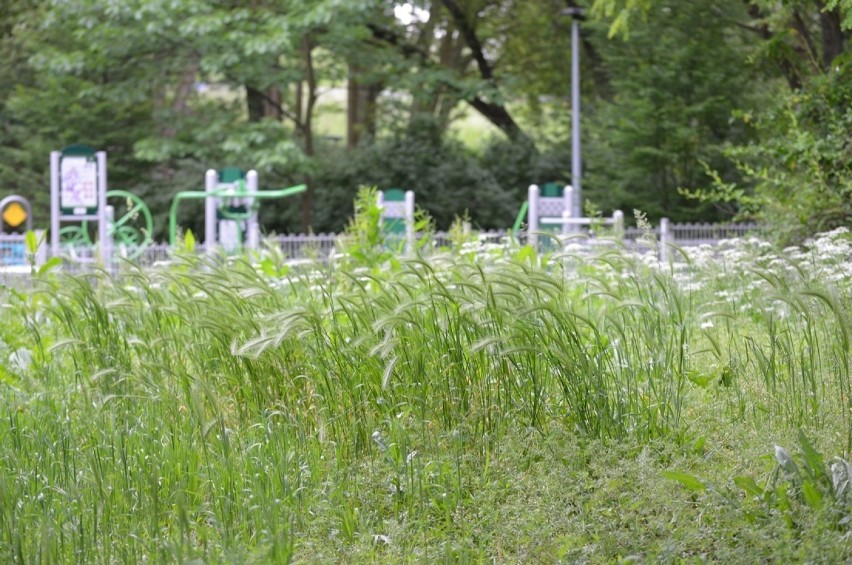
[[0, 231, 48, 269], [1, 222, 767, 274]]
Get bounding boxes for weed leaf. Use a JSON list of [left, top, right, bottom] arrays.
[[734, 476, 764, 497], [662, 470, 707, 492]]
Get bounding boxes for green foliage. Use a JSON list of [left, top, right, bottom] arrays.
[[826, 0, 852, 29], [311, 119, 520, 231], [0, 0, 850, 239], [338, 186, 393, 268], [442, 212, 478, 253], [2, 212, 852, 559], [591, 0, 654, 39], [731, 433, 852, 530], [585, 0, 761, 222], [662, 470, 707, 492], [721, 62, 852, 242]]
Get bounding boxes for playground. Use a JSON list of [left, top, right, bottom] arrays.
[[2, 0, 851, 561], [0, 145, 767, 276], [0, 147, 849, 564]]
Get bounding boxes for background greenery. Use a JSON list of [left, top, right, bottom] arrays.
[[1, 0, 850, 241], [1, 214, 850, 562]]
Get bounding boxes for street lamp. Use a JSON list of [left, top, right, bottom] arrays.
[[562, 7, 585, 220]]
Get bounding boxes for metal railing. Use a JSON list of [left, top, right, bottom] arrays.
[[1, 222, 768, 275]]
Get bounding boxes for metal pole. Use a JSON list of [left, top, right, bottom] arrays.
[[103, 205, 114, 267], [571, 16, 582, 221], [96, 151, 108, 264], [50, 151, 61, 257], [246, 170, 259, 249], [562, 185, 573, 236], [527, 184, 539, 251], [205, 169, 218, 250], [660, 217, 670, 264], [404, 190, 415, 256]]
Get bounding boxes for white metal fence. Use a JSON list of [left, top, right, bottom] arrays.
[[1, 222, 767, 275], [0, 231, 48, 270]]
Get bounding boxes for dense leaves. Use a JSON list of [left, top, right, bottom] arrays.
[[0, 0, 849, 237]]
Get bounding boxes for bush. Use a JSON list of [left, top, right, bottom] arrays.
[[309, 119, 520, 232]]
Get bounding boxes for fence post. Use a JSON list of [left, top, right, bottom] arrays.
[[96, 152, 109, 264], [659, 217, 670, 263], [404, 190, 415, 256], [205, 169, 218, 251], [246, 169, 259, 250], [562, 185, 573, 236], [50, 151, 60, 258], [613, 210, 624, 240], [102, 205, 114, 267], [527, 184, 539, 250], [376, 190, 385, 231]]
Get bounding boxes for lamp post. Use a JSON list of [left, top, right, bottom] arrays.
[[563, 6, 585, 220]]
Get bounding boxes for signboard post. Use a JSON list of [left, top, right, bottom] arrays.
[[50, 145, 108, 262]]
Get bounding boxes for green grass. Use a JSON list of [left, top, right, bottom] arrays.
[[0, 215, 850, 562]]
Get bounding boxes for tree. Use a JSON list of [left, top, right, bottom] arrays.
[[589, 0, 851, 234], [0, 0, 158, 227], [583, 0, 762, 221], [366, 0, 535, 144]]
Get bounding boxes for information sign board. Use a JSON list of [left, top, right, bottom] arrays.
[[60, 155, 99, 213]]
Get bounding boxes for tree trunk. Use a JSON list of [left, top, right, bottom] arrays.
[[264, 86, 282, 119], [744, 2, 802, 90], [246, 86, 283, 121], [294, 79, 303, 127], [468, 98, 527, 141], [818, 4, 846, 68], [300, 38, 318, 232], [347, 67, 381, 148], [791, 9, 821, 74], [246, 86, 266, 122], [367, 20, 532, 145], [156, 56, 199, 138]]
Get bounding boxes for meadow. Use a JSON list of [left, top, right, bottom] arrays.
[[0, 211, 850, 562]]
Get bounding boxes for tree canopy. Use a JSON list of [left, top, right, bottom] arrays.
[[1, 0, 849, 240]]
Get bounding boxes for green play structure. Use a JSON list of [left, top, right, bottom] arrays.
[[51, 145, 155, 260], [169, 168, 305, 249], [515, 182, 623, 250]]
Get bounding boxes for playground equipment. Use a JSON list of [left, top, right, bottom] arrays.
[[169, 168, 306, 250], [0, 195, 47, 269], [50, 145, 154, 261], [512, 182, 579, 236], [517, 183, 623, 250], [50, 145, 108, 261], [58, 190, 154, 259], [377, 189, 415, 254]]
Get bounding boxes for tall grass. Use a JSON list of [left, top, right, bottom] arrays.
[[0, 222, 849, 561]]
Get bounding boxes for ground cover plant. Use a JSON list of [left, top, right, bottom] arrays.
[[0, 211, 850, 562]]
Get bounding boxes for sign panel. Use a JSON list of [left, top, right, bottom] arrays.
[[60, 156, 98, 212], [2, 202, 27, 228]]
